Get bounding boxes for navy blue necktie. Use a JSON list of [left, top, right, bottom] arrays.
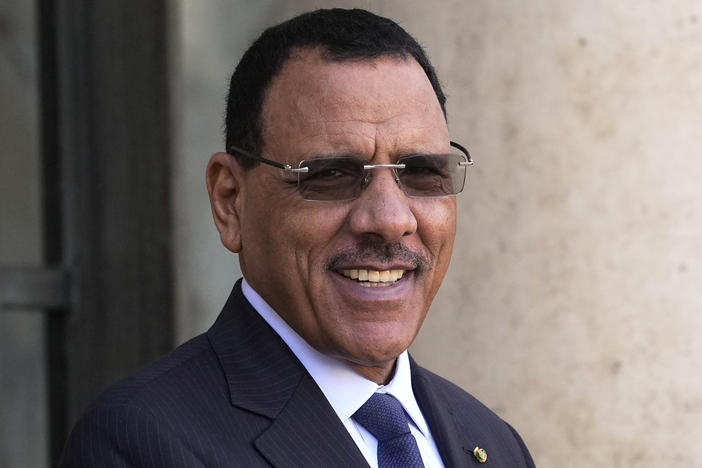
[[353, 393, 425, 468]]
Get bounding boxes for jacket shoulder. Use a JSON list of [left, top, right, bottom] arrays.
[[59, 334, 222, 467], [413, 365, 512, 429], [412, 364, 536, 468], [60, 333, 269, 467]]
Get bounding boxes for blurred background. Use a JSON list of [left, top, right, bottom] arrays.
[[2, 1, 701, 467]]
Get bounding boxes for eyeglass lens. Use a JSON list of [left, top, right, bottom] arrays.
[[297, 153, 467, 201]]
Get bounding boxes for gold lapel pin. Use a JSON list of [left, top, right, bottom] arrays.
[[473, 446, 487, 463]]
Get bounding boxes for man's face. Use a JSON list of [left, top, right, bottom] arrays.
[[219, 49, 455, 381]]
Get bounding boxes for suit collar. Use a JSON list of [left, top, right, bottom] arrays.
[[207, 280, 302, 419], [206, 281, 369, 467]]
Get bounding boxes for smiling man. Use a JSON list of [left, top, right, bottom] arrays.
[[61, 9, 534, 468]]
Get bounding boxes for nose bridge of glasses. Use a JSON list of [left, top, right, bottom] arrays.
[[360, 163, 405, 189]]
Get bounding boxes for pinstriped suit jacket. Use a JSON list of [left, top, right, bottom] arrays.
[[60, 281, 535, 467]]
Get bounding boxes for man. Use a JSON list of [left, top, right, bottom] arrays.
[[61, 8, 535, 467]]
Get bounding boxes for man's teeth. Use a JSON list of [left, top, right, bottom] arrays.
[[341, 269, 405, 286]]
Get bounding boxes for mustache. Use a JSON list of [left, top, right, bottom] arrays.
[[326, 239, 429, 271]]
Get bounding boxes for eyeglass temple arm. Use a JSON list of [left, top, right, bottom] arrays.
[[450, 141, 474, 166], [228, 145, 309, 173]]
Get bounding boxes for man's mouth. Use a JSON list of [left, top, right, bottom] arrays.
[[340, 269, 405, 287]]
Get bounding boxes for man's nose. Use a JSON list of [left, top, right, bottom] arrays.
[[347, 167, 418, 241]]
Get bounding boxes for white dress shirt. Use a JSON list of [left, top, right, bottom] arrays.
[[242, 279, 444, 468]]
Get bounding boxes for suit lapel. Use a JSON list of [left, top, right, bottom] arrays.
[[254, 371, 369, 467], [411, 358, 480, 467], [207, 281, 368, 467]]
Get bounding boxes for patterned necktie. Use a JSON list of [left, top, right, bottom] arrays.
[[352, 393, 425, 468]]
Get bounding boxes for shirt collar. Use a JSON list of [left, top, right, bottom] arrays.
[[380, 352, 431, 436], [241, 279, 428, 435]]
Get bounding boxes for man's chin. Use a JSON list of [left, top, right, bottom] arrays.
[[330, 335, 413, 379]]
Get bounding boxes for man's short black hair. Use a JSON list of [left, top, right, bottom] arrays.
[[225, 8, 447, 168]]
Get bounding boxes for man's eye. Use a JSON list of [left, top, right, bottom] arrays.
[[401, 155, 449, 177], [402, 165, 441, 176], [301, 159, 361, 184], [402, 163, 449, 179], [308, 167, 350, 179]]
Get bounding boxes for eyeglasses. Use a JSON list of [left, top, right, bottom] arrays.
[[227, 141, 473, 201]]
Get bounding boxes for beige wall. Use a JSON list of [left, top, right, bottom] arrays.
[[174, 2, 702, 466]]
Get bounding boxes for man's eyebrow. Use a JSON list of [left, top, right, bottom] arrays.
[[299, 144, 449, 162], [394, 147, 450, 158], [395, 149, 436, 156], [299, 145, 371, 159], [300, 151, 363, 161]]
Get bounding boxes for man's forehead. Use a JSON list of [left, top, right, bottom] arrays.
[[259, 51, 448, 159], [262, 49, 438, 122], [270, 47, 416, 92]]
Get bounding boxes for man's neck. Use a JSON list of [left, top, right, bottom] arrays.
[[344, 358, 398, 385]]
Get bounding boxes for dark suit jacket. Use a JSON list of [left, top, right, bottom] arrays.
[[60, 281, 535, 467]]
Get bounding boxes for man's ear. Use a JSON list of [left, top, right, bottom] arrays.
[[206, 152, 244, 253]]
